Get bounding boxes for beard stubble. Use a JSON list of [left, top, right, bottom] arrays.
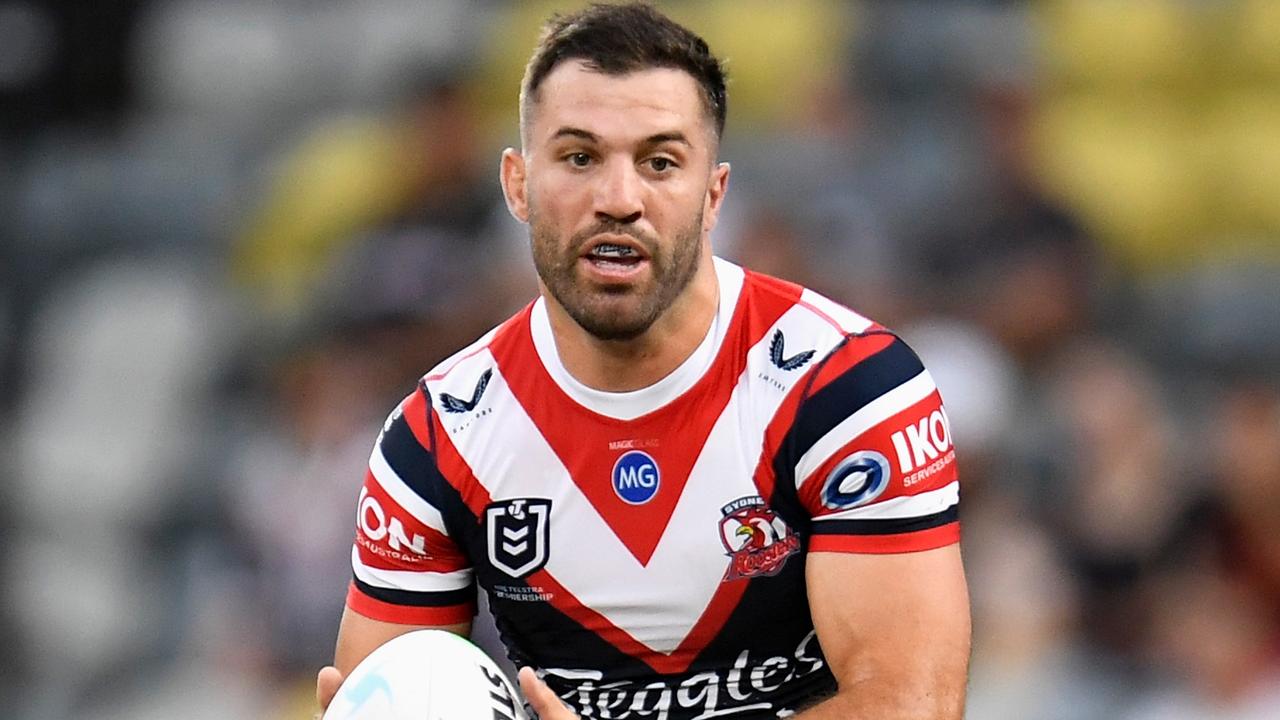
[[529, 211, 705, 341]]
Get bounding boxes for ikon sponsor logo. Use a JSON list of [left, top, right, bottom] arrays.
[[890, 408, 952, 473], [357, 487, 429, 560], [903, 451, 955, 488]]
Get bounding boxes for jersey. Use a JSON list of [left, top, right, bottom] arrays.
[[346, 258, 960, 719]]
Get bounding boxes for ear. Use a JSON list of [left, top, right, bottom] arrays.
[[500, 148, 529, 223], [702, 162, 731, 234]]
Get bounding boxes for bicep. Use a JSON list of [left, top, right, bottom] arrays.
[[334, 605, 471, 674], [806, 545, 970, 716]]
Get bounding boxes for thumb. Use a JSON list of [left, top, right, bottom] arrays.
[[518, 667, 578, 720], [316, 665, 346, 714]]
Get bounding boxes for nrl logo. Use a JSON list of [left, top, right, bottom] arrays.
[[486, 498, 551, 578], [719, 496, 800, 581], [440, 369, 492, 414]]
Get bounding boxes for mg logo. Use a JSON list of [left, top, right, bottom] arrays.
[[890, 408, 952, 473], [612, 450, 660, 504]]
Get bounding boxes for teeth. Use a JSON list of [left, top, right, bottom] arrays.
[[593, 243, 636, 258]]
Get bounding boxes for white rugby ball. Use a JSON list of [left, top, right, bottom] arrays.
[[323, 630, 527, 720]]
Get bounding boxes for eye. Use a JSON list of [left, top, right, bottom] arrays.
[[647, 157, 675, 172], [566, 152, 592, 168]]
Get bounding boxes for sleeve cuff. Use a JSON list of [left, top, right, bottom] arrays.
[[346, 581, 476, 625], [808, 521, 960, 554]]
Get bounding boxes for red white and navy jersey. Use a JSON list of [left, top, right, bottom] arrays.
[[348, 258, 960, 719]]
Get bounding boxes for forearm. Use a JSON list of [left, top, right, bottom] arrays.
[[791, 673, 965, 720]]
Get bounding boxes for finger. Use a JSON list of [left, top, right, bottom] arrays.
[[518, 667, 578, 720], [316, 666, 346, 712]]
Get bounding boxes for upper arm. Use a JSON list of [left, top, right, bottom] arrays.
[[780, 333, 968, 714], [806, 546, 970, 718], [338, 388, 477, 669]]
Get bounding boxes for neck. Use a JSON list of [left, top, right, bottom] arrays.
[[544, 255, 719, 392]]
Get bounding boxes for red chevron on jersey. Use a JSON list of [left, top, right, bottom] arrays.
[[487, 275, 798, 566], [522, 564, 752, 674]]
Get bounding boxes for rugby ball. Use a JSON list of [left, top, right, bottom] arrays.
[[323, 630, 527, 720]]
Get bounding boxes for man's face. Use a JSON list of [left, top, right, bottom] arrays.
[[504, 61, 727, 341]]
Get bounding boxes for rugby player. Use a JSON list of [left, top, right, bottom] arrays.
[[319, 4, 969, 718]]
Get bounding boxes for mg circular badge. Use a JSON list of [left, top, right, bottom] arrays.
[[612, 450, 660, 504]]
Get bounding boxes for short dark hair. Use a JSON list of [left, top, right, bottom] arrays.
[[520, 2, 727, 139]]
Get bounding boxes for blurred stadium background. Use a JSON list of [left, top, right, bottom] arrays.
[[1, 1, 1279, 718]]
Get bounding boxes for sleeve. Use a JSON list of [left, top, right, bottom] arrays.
[[782, 332, 960, 553], [346, 388, 477, 625]]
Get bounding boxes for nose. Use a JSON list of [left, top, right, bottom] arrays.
[[593, 158, 643, 224]]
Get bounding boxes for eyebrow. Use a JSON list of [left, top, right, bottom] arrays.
[[550, 127, 599, 143], [548, 127, 693, 149], [642, 132, 692, 149]]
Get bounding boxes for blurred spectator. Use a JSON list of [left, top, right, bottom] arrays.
[[925, 78, 1105, 369], [224, 326, 392, 675], [1209, 381, 1280, 593], [1124, 565, 1280, 719], [1035, 340, 1195, 662], [964, 494, 1130, 720], [233, 68, 494, 326]]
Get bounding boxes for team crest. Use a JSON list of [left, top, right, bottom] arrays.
[[486, 498, 551, 577], [719, 496, 800, 580]]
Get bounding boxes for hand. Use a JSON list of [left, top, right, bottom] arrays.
[[315, 665, 346, 717], [518, 667, 580, 720]]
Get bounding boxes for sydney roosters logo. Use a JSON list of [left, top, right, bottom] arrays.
[[719, 496, 800, 580], [440, 369, 492, 414]]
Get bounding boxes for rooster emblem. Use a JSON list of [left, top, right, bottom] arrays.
[[734, 508, 781, 551], [720, 497, 801, 580]]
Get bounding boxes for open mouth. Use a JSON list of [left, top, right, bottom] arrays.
[[582, 236, 650, 275]]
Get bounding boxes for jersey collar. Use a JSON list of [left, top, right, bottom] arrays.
[[529, 256, 745, 420]]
